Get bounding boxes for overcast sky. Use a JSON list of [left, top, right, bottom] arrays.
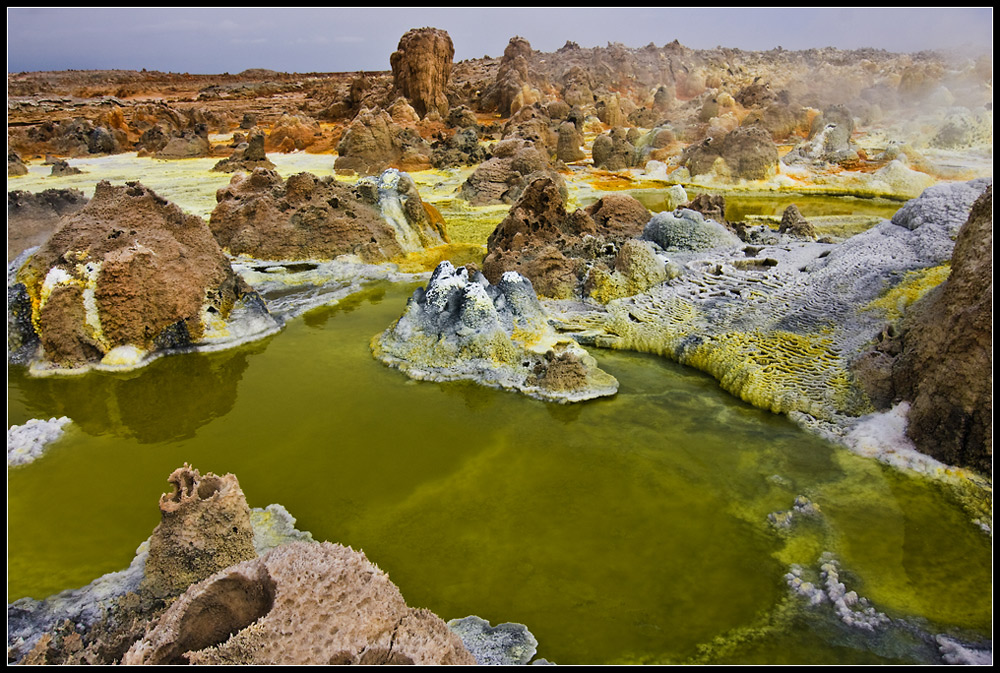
[[7, 7, 994, 75]]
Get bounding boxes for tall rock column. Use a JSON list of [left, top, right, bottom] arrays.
[[389, 27, 454, 119]]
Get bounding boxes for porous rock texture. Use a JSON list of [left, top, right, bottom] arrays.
[[889, 185, 992, 472], [459, 135, 561, 206], [548, 179, 992, 436], [390, 27, 455, 119], [124, 541, 476, 665], [372, 260, 619, 403], [140, 465, 258, 602], [483, 175, 654, 299], [8, 181, 277, 373], [209, 167, 447, 263]]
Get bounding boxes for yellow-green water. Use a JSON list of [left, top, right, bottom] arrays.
[[7, 283, 992, 664], [7, 155, 991, 664]]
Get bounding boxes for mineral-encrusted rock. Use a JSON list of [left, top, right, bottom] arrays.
[[482, 176, 652, 299], [431, 126, 488, 168], [460, 138, 557, 206], [555, 121, 586, 163], [9, 148, 29, 176], [154, 123, 211, 159], [372, 261, 618, 403], [212, 129, 275, 173], [140, 465, 258, 602], [210, 168, 447, 263], [448, 615, 540, 665], [890, 185, 992, 472], [124, 541, 476, 665], [784, 105, 858, 165], [7, 188, 89, 262], [778, 204, 816, 240], [584, 238, 670, 304], [642, 209, 741, 252], [592, 127, 639, 170], [481, 36, 535, 117], [390, 27, 455, 119], [334, 107, 432, 175], [501, 103, 558, 157], [682, 126, 779, 181], [49, 159, 82, 176], [10, 181, 278, 373], [265, 114, 322, 153]]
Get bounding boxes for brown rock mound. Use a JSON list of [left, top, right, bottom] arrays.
[[891, 186, 992, 472], [460, 138, 555, 206], [483, 176, 652, 298], [212, 129, 275, 173], [390, 27, 455, 119], [124, 541, 476, 665], [140, 465, 257, 602], [682, 125, 779, 181], [13, 181, 268, 370], [209, 168, 446, 263], [334, 107, 432, 175]]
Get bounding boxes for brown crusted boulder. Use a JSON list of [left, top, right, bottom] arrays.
[[334, 108, 432, 175], [210, 168, 446, 263], [140, 465, 258, 602], [891, 186, 992, 472], [265, 114, 323, 153], [682, 126, 779, 181], [460, 138, 556, 206], [212, 129, 275, 173], [9, 148, 30, 176], [778, 204, 816, 240], [124, 541, 476, 665], [483, 176, 652, 299], [11, 181, 275, 372], [592, 127, 639, 171], [154, 123, 211, 159], [556, 121, 586, 163], [390, 27, 455, 119]]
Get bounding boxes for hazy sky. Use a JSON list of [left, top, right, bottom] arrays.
[[7, 7, 994, 75]]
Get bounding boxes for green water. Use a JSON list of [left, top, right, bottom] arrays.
[[7, 283, 992, 664]]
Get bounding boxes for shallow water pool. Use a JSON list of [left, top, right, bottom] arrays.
[[7, 282, 991, 664]]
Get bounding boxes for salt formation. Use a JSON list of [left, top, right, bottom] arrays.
[[550, 179, 991, 430], [7, 181, 279, 374], [448, 615, 542, 665], [6, 417, 72, 467], [389, 27, 454, 119], [372, 261, 619, 403], [785, 555, 890, 631]]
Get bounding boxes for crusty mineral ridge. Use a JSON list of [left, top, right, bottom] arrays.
[[390, 27, 454, 119], [372, 261, 618, 403], [9, 181, 277, 372], [483, 175, 654, 299], [209, 168, 447, 263], [140, 465, 257, 602], [124, 541, 476, 665], [211, 128, 274, 173], [549, 179, 992, 433], [890, 185, 992, 472]]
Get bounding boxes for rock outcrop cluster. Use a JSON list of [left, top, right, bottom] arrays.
[[209, 168, 448, 263], [482, 175, 656, 300], [372, 260, 619, 403], [8, 181, 278, 373], [8, 465, 483, 666]]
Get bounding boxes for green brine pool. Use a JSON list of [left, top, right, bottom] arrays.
[[7, 282, 992, 665]]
